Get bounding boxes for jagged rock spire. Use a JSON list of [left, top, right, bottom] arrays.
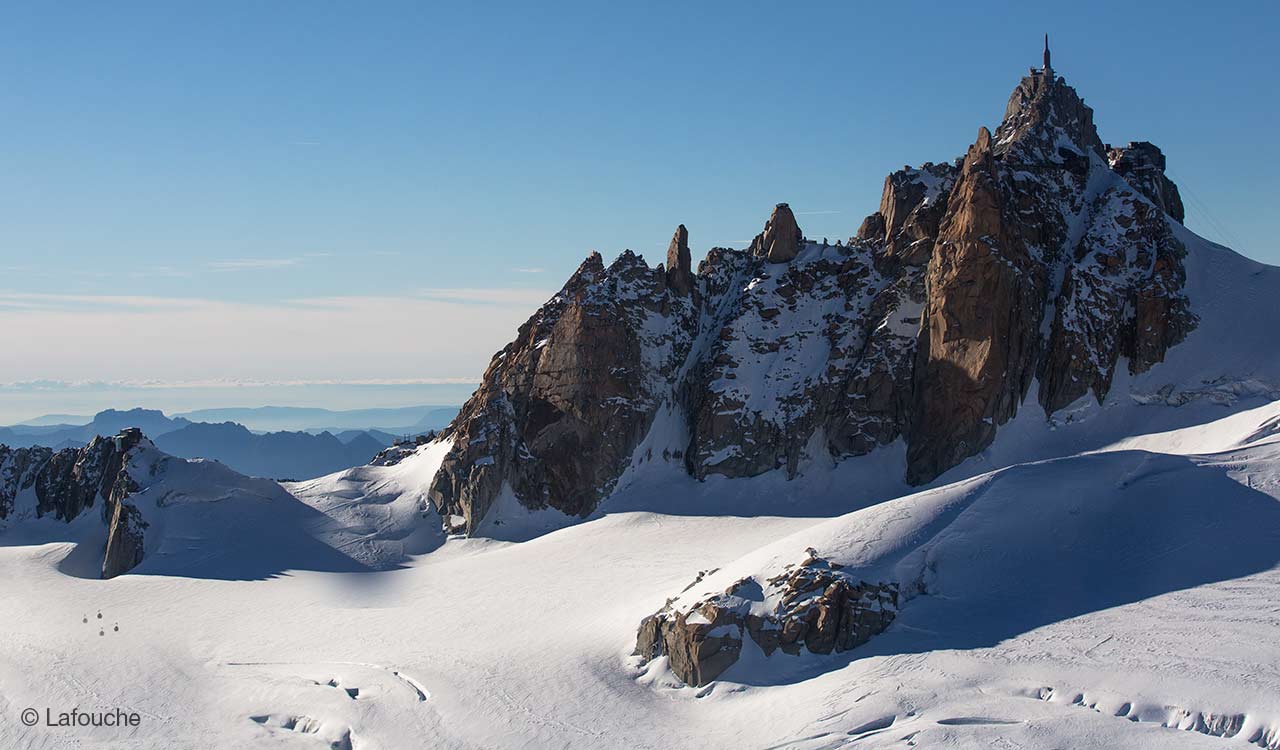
[[751, 203, 802, 263], [425, 52, 1199, 529], [665, 224, 694, 296]]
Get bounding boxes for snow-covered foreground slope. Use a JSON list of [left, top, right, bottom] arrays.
[[2, 399, 1280, 749]]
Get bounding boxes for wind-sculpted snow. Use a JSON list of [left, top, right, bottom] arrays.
[[636, 404, 1280, 688], [286, 438, 455, 566], [3, 401, 1280, 747]]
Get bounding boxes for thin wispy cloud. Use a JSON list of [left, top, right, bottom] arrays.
[[795, 210, 844, 216], [512, 267, 545, 274], [127, 266, 192, 279], [288, 140, 321, 146], [0, 289, 549, 391], [414, 287, 552, 306], [0, 292, 204, 311], [206, 258, 301, 271], [0, 377, 480, 391]]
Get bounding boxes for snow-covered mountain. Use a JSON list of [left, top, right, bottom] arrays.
[[0, 429, 363, 579], [4, 52, 1280, 750], [417, 61, 1277, 537]]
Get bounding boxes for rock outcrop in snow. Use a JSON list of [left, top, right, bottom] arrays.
[[425, 59, 1198, 532], [636, 552, 899, 686], [636, 398, 1280, 686]]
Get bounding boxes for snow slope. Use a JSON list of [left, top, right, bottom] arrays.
[[1, 229, 1279, 748], [0, 398, 1277, 748], [283, 439, 455, 568], [0, 438, 361, 582]]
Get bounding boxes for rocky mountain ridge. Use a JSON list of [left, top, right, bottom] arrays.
[[0, 428, 148, 577], [0, 428, 300, 578], [425, 63, 1197, 534]]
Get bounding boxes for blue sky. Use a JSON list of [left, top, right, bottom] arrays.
[[0, 1, 1276, 420]]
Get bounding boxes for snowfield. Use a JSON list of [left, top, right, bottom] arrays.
[[3, 231, 1280, 749]]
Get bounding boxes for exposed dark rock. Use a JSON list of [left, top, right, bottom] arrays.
[[102, 466, 145, 579], [871, 162, 958, 266], [905, 68, 1195, 482], [1107, 141, 1185, 223], [908, 126, 1046, 484], [0, 444, 51, 519], [0, 428, 151, 578], [427, 58, 1198, 525], [750, 203, 803, 263], [855, 211, 885, 242], [635, 554, 899, 686], [664, 224, 695, 297], [428, 250, 698, 533]]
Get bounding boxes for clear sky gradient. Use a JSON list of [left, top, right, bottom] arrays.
[[1, 1, 1276, 420]]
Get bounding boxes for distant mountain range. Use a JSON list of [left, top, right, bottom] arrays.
[[0, 408, 192, 451], [153, 422, 390, 481], [171, 405, 459, 433], [0, 406, 458, 480]]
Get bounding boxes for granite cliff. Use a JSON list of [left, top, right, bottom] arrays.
[[426, 59, 1195, 534]]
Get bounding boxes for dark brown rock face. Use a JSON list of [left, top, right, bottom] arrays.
[[0, 428, 149, 578], [635, 554, 899, 686], [428, 251, 698, 532], [872, 162, 959, 266], [427, 65, 1197, 527], [1107, 141, 1185, 223], [664, 224, 694, 296], [751, 203, 803, 263], [0, 445, 51, 519], [907, 127, 1046, 483], [905, 74, 1195, 483], [102, 466, 145, 579], [34, 434, 132, 521], [995, 69, 1105, 162]]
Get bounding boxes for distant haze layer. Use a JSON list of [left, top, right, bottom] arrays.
[[0, 382, 478, 426]]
